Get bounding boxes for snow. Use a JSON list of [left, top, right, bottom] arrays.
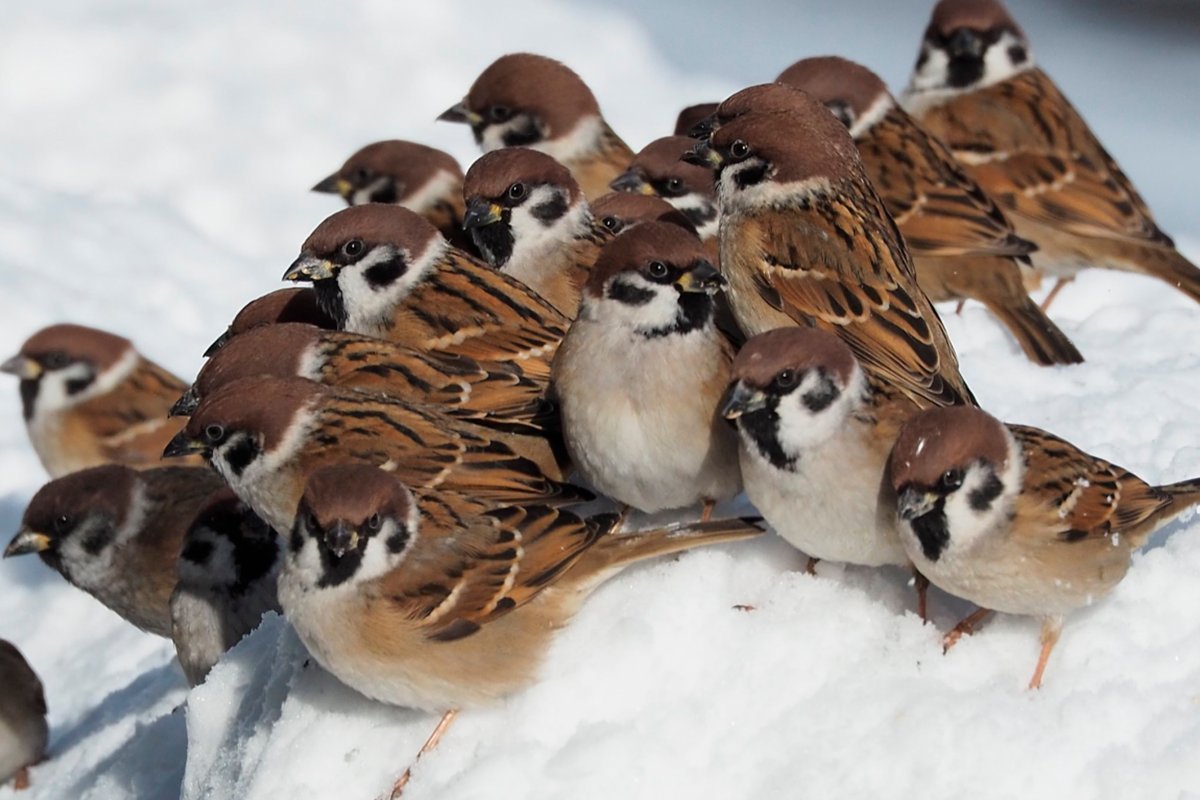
[[2, 1, 1199, 799]]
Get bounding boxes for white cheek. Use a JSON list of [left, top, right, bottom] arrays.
[[179, 530, 237, 587], [586, 280, 683, 334], [479, 114, 545, 153], [337, 241, 443, 334], [31, 348, 139, 417], [718, 170, 825, 215], [506, 191, 586, 273], [401, 170, 460, 215], [981, 32, 1033, 86], [665, 193, 719, 239], [773, 370, 862, 456], [532, 115, 605, 164], [906, 46, 951, 97]]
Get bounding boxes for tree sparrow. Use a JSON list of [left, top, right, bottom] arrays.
[[5, 464, 224, 637], [171, 488, 281, 687], [461, 148, 612, 317], [902, 0, 1200, 309], [3, 324, 196, 476], [674, 103, 718, 137], [205, 287, 335, 357], [282, 205, 568, 379], [589, 192, 697, 237], [610, 136, 719, 244], [439, 53, 634, 200], [688, 104, 976, 409], [889, 405, 1200, 688], [776, 57, 1082, 366], [552, 222, 741, 517], [722, 327, 909, 568], [0, 641, 47, 791]]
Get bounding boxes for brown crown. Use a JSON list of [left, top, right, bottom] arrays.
[[185, 375, 326, 454], [629, 136, 716, 198], [776, 56, 890, 122], [586, 221, 709, 293], [731, 328, 859, 389], [710, 106, 862, 185], [194, 324, 321, 403], [714, 83, 810, 127], [298, 463, 414, 531], [928, 0, 1024, 39], [22, 464, 139, 538], [300, 205, 443, 259], [590, 193, 697, 233], [227, 289, 335, 338], [675, 103, 718, 136], [18, 324, 133, 371], [333, 140, 463, 190], [464, 53, 601, 138], [462, 148, 582, 204], [889, 406, 1011, 490]]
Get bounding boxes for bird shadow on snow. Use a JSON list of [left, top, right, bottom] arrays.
[[56, 663, 187, 800]]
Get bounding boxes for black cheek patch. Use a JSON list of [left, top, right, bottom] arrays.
[[968, 473, 1004, 512], [82, 522, 116, 556], [1007, 44, 1027, 65], [801, 373, 840, 413], [233, 531, 280, 590], [181, 538, 215, 566], [386, 527, 410, 554], [530, 193, 568, 224], [65, 373, 95, 396], [500, 116, 542, 148], [368, 181, 399, 205], [734, 162, 769, 190], [910, 504, 950, 562], [608, 278, 655, 306], [223, 438, 259, 478], [363, 256, 408, 290]]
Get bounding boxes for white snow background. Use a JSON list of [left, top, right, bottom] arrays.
[[2, 1, 1199, 798]]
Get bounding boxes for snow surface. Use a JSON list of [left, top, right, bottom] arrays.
[[2, 1, 1199, 798]]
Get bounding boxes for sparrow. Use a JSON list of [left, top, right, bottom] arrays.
[[170, 488, 281, 687], [889, 405, 1200, 688], [721, 327, 909, 569], [2, 324, 197, 477], [310, 139, 473, 252], [461, 147, 611, 317], [674, 103, 718, 137], [204, 287, 336, 357], [164, 375, 588, 536], [439, 52, 634, 200], [688, 104, 976, 409], [0, 641, 47, 791], [552, 221, 741, 518], [589, 192, 696, 237], [902, 0, 1200, 308], [610, 136, 720, 243], [175, 323, 550, 436], [5, 464, 225, 637], [282, 204, 568, 379], [776, 56, 1082, 367], [279, 462, 763, 711]]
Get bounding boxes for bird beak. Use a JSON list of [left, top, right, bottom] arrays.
[[682, 141, 723, 169], [462, 198, 505, 230], [897, 487, 938, 521], [284, 254, 338, 282], [438, 101, 483, 126], [4, 529, 51, 558], [0, 355, 41, 380], [686, 115, 719, 140], [311, 173, 352, 198], [676, 261, 726, 295], [609, 169, 655, 196], [720, 382, 767, 420], [169, 387, 199, 417], [163, 430, 208, 459], [203, 330, 231, 358], [948, 28, 984, 59], [325, 520, 360, 558]]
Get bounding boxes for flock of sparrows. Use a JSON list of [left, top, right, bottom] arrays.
[[3, 0, 1199, 793]]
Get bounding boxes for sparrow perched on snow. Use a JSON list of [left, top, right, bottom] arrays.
[[175, 323, 550, 436], [610, 136, 719, 244], [2, 324, 198, 477], [721, 327, 908, 569], [552, 222, 741, 517], [280, 463, 761, 710], [674, 103, 718, 137], [590, 193, 695, 236], [439, 53, 634, 200], [0, 641, 47, 791], [310, 140, 473, 252], [282, 205, 568, 379], [461, 148, 612, 317], [889, 405, 1200, 688], [165, 375, 587, 535], [5, 464, 224, 637], [170, 488, 281, 687], [204, 287, 335, 357], [902, 0, 1200, 308], [776, 58, 1081, 367], [689, 104, 975, 409]]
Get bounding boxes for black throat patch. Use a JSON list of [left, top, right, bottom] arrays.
[[910, 501, 951, 562], [313, 279, 349, 329], [738, 401, 797, 472], [470, 218, 516, 268]]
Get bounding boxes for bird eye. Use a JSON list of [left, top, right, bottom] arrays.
[[601, 215, 624, 232], [646, 261, 669, 279], [940, 469, 964, 491], [342, 239, 364, 258], [204, 424, 226, 444], [42, 351, 70, 370], [54, 514, 72, 533], [365, 513, 383, 532], [351, 168, 370, 184], [489, 105, 513, 123], [665, 177, 684, 194], [730, 140, 751, 160], [773, 369, 799, 390], [507, 182, 526, 201]]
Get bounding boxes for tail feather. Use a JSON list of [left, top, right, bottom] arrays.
[[589, 516, 765, 572], [984, 296, 1085, 366], [1158, 477, 1200, 514], [1128, 244, 1200, 304]]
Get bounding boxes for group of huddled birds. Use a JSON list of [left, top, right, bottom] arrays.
[[4, 0, 1200, 793]]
